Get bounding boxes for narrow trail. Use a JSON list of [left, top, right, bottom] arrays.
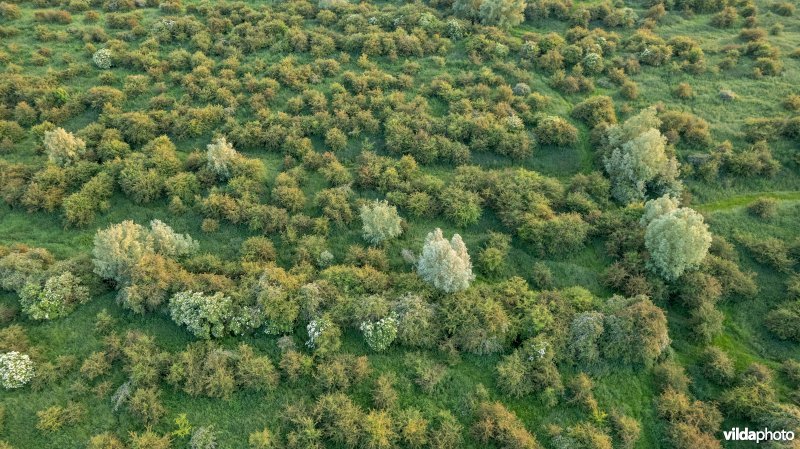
[[695, 190, 800, 212]]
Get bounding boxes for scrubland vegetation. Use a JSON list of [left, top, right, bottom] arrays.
[[0, 0, 799, 446]]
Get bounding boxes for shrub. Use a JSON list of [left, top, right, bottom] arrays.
[[80, 351, 110, 380], [674, 83, 693, 99], [128, 430, 172, 449], [479, 0, 526, 28], [765, 302, 800, 341], [373, 373, 398, 409], [773, 1, 795, 16], [393, 294, 439, 348], [430, 410, 463, 449], [440, 187, 482, 227], [417, 228, 474, 293], [405, 353, 448, 393], [165, 173, 199, 202], [747, 197, 778, 219], [360, 200, 403, 245], [206, 136, 240, 179], [235, 344, 279, 391], [736, 234, 794, 272], [711, 7, 737, 27], [783, 95, 800, 111], [645, 207, 711, 281], [603, 108, 681, 204], [0, 246, 53, 293], [0, 351, 34, 389], [169, 291, 233, 339], [248, 428, 275, 449], [700, 347, 735, 384], [362, 410, 397, 449], [306, 315, 341, 358], [93, 219, 196, 285], [496, 351, 533, 397], [473, 401, 543, 449], [478, 232, 511, 275], [63, 172, 114, 227], [19, 271, 89, 320], [535, 115, 579, 146], [610, 413, 641, 449], [603, 297, 670, 367], [567, 312, 605, 369], [316, 186, 354, 224], [189, 426, 218, 449], [324, 128, 347, 152], [88, 433, 126, 449], [653, 361, 690, 393], [129, 387, 165, 426], [43, 128, 86, 167], [0, 2, 21, 20], [36, 403, 84, 432], [92, 48, 112, 69], [360, 315, 399, 351], [517, 213, 590, 255], [572, 96, 617, 127], [551, 422, 612, 449]]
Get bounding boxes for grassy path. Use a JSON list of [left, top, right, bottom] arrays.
[[695, 190, 800, 212]]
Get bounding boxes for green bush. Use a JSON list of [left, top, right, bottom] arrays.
[[535, 115, 579, 146], [747, 197, 778, 219], [572, 96, 617, 127]]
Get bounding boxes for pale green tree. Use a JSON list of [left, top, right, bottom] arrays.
[[639, 194, 679, 226], [92, 220, 151, 285], [417, 228, 474, 293], [206, 136, 240, 179], [43, 128, 86, 167], [645, 207, 712, 281], [149, 219, 199, 258], [479, 0, 525, 29], [453, 0, 482, 22], [360, 200, 403, 245], [92, 219, 197, 285], [603, 108, 681, 204]]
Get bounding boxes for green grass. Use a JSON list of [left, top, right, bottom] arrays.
[[1, 0, 800, 447]]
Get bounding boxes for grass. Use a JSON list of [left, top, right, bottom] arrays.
[[1, 0, 799, 447]]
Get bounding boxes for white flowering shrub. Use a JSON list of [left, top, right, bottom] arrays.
[[505, 115, 524, 130], [360, 200, 403, 245], [43, 127, 86, 167], [446, 18, 464, 39], [0, 351, 34, 389], [169, 291, 233, 339], [305, 315, 341, 357], [19, 271, 89, 320], [360, 315, 398, 351], [92, 48, 112, 69], [306, 319, 324, 348], [206, 136, 239, 178], [417, 228, 474, 293], [582, 52, 604, 74]]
